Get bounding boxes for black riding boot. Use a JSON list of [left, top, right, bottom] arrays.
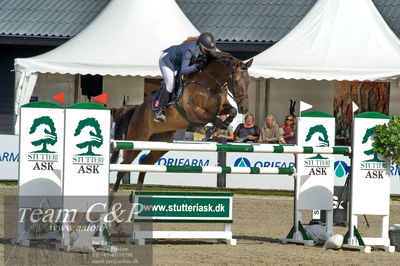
[[154, 88, 170, 123]]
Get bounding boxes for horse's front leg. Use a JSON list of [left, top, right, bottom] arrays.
[[224, 105, 237, 126], [216, 104, 237, 129]]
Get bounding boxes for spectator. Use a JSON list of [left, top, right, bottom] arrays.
[[234, 114, 260, 142], [211, 114, 234, 142], [280, 115, 296, 144], [259, 115, 283, 144]]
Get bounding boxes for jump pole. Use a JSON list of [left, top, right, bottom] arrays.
[[113, 140, 350, 155], [110, 164, 295, 175]]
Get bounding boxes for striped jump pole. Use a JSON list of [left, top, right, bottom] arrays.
[[112, 140, 351, 155], [110, 164, 295, 175]]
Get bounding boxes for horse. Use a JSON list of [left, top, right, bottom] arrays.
[[111, 51, 253, 191]]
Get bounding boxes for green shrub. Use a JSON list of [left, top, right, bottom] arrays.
[[373, 115, 400, 166]]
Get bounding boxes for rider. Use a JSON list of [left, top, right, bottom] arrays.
[[154, 32, 217, 122]]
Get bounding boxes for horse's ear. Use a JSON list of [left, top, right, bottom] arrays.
[[246, 58, 253, 68]]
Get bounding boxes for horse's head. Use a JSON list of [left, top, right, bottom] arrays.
[[228, 58, 253, 114], [192, 51, 253, 115]]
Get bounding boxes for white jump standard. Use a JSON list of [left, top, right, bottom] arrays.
[[282, 111, 338, 247], [342, 112, 394, 253]]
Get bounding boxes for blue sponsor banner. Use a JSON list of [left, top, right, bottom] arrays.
[[227, 152, 352, 189], [390, 166, 400, 176], [233, 157, 294, 168], [0, 152, 19, 162], [138, 153, 210, 167], [334, 160, 351, 178], [0, 134, 19, 180]]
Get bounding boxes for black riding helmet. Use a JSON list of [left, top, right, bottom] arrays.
[[197, 32, 216, 52]]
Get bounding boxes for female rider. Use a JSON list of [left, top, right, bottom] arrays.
[[155, 32, 217, 122]]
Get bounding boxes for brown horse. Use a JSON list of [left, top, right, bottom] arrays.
[[111, 51, 253, 191]]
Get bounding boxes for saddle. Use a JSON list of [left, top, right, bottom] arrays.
[[152, 74, 184, 111]]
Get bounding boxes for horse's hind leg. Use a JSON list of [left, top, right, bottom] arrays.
[[136, 131, 176, 190], [113, 150, 141, 191]]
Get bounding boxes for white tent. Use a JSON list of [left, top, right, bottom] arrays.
[[250, 0, 400, 81], [14, 0, 200, 128]]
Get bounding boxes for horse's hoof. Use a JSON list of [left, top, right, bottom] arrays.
[[129, 193, 133, 203]]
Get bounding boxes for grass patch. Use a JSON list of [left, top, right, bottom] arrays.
[[4, 179, 400, 198], [0, 181, 17, 186], [0, 180, 292, 196], [391, 196, 400, 201]]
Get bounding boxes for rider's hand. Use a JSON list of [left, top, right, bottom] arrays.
[[197, 60, 207, 70], [198, 54, 208, 61]]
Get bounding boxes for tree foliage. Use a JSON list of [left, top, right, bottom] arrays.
[[373, 115, 400, 166]]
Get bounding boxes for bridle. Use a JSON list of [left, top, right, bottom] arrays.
[[201, 62, 249, 104], [226, 66, 249, 105]]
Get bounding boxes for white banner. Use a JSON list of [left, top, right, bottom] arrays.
[[110, 149, 218, 187], [226, 152, 294, 189]]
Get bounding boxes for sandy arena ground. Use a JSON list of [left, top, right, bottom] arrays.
[[2, 184, 400, 265]]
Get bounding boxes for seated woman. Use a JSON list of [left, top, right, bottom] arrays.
[[259, 115, 283, 144], [211, 114, 234, 143], [234, 114, 260, 142], [280, 114, 296, 144]]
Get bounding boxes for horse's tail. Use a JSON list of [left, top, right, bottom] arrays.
[[110, 105, 138, 163]]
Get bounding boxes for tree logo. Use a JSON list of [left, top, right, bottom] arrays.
[[29, 116, 58, 153], [305, 125, 330, 147], [362, 126, 384, 162], [305, 125, 329, 160], [74, 118, 103, 156]]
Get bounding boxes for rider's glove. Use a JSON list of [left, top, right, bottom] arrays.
[[197, 60, 208, 70]]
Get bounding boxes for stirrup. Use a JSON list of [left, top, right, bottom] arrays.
[[154, 109, 166, 123]]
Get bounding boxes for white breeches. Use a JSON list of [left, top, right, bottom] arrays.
[[159, 52, 175, 93]]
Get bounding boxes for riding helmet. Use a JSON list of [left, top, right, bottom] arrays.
[[198, 32, 216, 52]]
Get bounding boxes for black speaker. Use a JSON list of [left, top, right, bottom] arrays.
[[81, 75, 103, 97]]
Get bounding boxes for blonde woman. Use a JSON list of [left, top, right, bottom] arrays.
[[259, 115, 283, 143]]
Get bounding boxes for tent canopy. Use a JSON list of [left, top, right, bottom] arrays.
[[14, 0, 200, 77], [13, 0, 200, 133], [249, 0, 400, 81]]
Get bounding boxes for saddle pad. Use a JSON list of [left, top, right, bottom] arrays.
[[151, 78, 183, 111]]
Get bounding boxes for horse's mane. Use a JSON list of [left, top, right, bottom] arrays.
[[208, 51, 238, 66], [182, 36, 198, 43]]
